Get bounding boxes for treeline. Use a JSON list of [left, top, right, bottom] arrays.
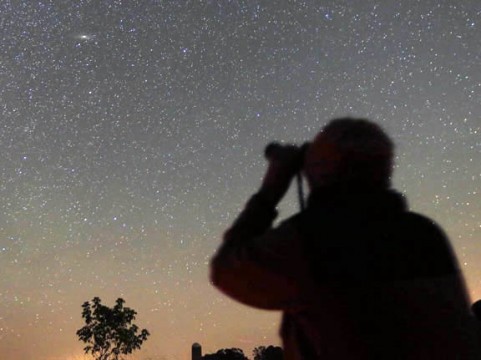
[[203, 345, 283, 360]]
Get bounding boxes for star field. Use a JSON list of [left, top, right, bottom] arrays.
[[1, 1, 480, 359]]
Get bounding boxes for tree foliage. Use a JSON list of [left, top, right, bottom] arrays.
[[253, 346, 284, 360], [76, 297, 150, 360], [202, 347, 248, 360]]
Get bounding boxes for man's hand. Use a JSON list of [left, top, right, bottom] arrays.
[[259, 144, 304, 206]]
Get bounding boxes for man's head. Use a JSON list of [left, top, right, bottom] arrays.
[[303, 118, 394, 190]]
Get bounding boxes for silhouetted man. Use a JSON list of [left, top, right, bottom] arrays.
[[211, 118, 481, 359]]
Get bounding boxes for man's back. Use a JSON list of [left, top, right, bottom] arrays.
[[281, 187, 481, 359]]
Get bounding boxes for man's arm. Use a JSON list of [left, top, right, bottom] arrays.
[[210, 192, 309, 310], [210, 145, 309, 310]]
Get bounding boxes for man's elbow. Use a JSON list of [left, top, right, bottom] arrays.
[[210, 249, 236, 292], [209, 254, 223, 289], [209, 254, 285, 310], [210, 252, 249, 300]]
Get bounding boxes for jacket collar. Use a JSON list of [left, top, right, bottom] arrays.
[[307, 185, 407, 215]]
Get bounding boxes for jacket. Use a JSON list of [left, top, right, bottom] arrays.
[[211, 187, 481, 359]]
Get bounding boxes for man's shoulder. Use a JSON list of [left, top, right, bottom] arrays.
[[396, 211, 458, 274], [399, 211, 448, 240]]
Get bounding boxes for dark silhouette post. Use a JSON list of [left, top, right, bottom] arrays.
[[192, 342, 202, 360]]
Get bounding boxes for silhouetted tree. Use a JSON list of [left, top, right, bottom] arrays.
[[202, 347, 248, 360], [76, 297, 150, 360], [253, 346, 284, 360]]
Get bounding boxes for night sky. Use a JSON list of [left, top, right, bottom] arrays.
[[1, 1, 480, 359]]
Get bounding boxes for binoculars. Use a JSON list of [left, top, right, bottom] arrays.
[[264, 142, 310, 167], [264, 142, 311, 210]]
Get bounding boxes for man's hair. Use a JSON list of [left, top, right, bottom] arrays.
[[305, 118, 394, 189]]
